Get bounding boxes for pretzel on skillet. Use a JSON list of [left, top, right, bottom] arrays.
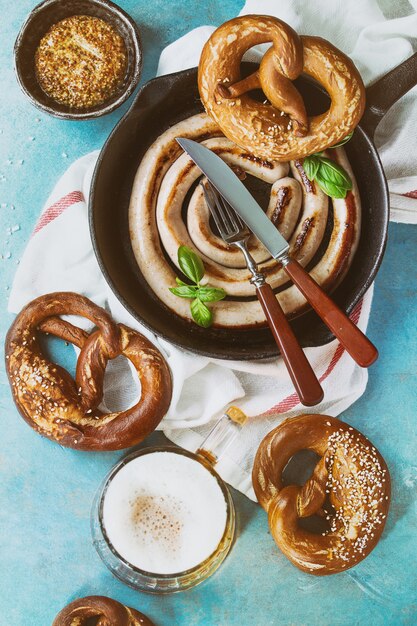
[[252, 415, 390, 575], [5, 292, 172, 450], [199, 15, 366, 160], [52, 595, 155, 626]]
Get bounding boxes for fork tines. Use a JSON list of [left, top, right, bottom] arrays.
[[200, 180, 248, 243]]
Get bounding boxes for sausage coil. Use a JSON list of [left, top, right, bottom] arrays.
[[129, 113, 361, 328]]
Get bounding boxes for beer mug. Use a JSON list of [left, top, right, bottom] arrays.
[[91, 407, 246, 593]]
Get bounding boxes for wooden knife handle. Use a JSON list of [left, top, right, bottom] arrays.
[[283, 258, 378, 367], [256, 283, 324, 407]]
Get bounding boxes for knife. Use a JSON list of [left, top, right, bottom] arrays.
[[177, 137, 378, 368]]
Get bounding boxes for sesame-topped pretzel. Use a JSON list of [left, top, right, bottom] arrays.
[[252, 415, 390, 575], [52, 595, 156, 626], [198, 15, 366, 161], [5, 292, 172, 451]]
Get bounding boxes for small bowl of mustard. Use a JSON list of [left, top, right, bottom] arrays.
[[14, 0, 143, 120]]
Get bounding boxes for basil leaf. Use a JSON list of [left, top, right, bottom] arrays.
[[303, 155, 320, 180], [315, 177, 348, 199], [331, 131, 353, 148], [169, 285, 199, 299], [197, 286, 227, 303], [317, 158, 352, 190], [190, 298, 213, 328], [178, 246, 205, 284], [176, 277, 188, 287]]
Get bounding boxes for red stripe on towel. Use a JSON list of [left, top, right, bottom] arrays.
[[402, 190, 417, 199], [33, 190, 85, 235], [262, 297, 364, 415]]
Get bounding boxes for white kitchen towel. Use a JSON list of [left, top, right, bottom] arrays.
[[7, 146, 372, 501], [9, 0, 416, 499]]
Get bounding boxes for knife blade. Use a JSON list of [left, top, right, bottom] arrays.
[[176, 138, 289, 261]]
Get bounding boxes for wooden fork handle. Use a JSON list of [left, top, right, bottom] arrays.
[[256, 283, 324, 407], [283, 258, 378, 367]]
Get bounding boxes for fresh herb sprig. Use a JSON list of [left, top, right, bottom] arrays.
[[169, 246, 226, 328], [302, 132, 353, 199]]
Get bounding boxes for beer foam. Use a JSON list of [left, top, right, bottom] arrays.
[[102, 451, 228, 574]]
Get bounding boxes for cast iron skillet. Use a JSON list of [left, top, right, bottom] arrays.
[[90, 54, 417, 360]]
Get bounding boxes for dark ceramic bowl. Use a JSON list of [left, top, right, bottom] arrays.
[[14, 0, 142, 120], [90, 54, 417, 360]]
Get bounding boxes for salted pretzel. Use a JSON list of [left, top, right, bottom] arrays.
[[199, 15, 366, 160], [52, 595, 155, 626], [5, 292, 172, 451], [252, 415, 390, 575]]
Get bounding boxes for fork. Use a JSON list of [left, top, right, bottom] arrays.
[[201, 181, 324, 407]]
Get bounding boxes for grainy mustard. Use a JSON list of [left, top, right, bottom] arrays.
[[35, 15, 127, 109]]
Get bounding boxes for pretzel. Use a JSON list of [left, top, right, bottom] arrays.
[[252, 415, 390, 575], [198, 15, 366, 161], [5, 292, 172, 451], [52, 595, 155, 626]]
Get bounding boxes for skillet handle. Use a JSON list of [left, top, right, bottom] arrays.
[[283, 259, 378, 368], [361, 52, 417, 137]]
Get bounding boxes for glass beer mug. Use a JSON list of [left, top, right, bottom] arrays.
[[91, 407, 246, 593]]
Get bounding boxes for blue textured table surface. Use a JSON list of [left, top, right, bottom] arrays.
[[1, 1, 416, 625]]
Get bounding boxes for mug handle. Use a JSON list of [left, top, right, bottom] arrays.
[[196, 406, 247, 466]]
